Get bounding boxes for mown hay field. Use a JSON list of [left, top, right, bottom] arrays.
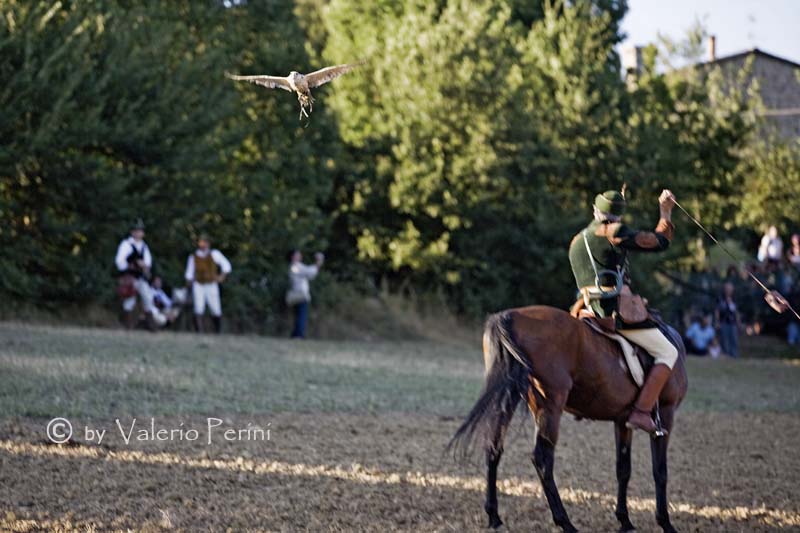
[[1, 322, 799, 532]]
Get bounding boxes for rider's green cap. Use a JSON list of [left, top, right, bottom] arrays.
[[594, 190, 626, 216]]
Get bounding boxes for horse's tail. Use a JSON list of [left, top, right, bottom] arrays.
[[448, 310, 532, 457]]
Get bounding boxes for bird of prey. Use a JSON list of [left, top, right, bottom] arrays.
[[225, 62, 363, 119]]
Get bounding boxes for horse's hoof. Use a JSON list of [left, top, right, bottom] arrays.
[[658, 522, 677, 533], [560, 524, 578, 533], [618, 518, 636, 532], [487, 517, 504, 530]]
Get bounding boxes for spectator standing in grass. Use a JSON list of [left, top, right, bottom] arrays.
[[758, 225, 783, 267], [787, 283, 800, 346], [715, 282, 740, 357], [287, 250, 324, 339], [114, 218, 156, 330], [185, 234, 232, 334]]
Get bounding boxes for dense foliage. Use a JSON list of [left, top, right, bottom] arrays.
[[1, 0, 791, 330]]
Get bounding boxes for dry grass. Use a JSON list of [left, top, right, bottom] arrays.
[[1, 412, 799, 531], [0, 322, 799, 531]]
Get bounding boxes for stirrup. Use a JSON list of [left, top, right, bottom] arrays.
[[626, 408, 669, 437], [652, 403, 668, 438]]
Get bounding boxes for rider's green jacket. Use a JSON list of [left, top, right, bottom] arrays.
[[568, 218, 674, 324]]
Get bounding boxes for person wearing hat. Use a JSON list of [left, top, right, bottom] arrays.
[[114, 218, 157, 330], [184, 234, 232, 333], [568, 188, 679, 434]]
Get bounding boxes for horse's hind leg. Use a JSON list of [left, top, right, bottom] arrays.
[[650, 405, 677, 533], [530, 392, 577, 533], [614, 421, 636, 532], [484, 395, 520, 529]]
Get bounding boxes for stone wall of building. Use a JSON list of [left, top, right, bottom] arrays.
[[716, 52, 800, 140], [753, 54, 800, 139]]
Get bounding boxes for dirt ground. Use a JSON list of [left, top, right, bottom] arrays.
[[2, 410, 799, 532]]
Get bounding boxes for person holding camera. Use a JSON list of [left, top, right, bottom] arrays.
[[286, 250, 324, 339]]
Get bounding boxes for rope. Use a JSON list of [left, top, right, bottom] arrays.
[[672, 199, 800, 321]]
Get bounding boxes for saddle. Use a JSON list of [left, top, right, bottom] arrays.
[[570, 298, 654, 387]]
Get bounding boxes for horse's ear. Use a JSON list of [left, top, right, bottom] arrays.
[[621, 183, 627, 199]]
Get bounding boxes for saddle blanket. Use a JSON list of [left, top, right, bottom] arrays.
[[581, 318, 645, 387]]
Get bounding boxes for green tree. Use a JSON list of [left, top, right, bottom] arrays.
[[0, 0, 341, 331], [738, 140, 800, 235], [323, 0, 632, 312]]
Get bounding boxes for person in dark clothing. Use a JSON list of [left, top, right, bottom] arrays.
[[715, 282, 740, 357]]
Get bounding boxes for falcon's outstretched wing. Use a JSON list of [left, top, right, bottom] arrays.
[[305, 61, 364, 88], [225, 72, 292, 92]]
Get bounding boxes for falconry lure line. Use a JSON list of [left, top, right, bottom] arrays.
[[673, 199, 799, 320]]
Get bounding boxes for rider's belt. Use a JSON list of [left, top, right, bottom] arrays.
[[580, 286, 617, 295]]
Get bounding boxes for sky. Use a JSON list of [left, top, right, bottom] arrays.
[[620, 0, 800, 63]]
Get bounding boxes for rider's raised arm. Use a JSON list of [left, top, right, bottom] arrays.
[[612, 219, 674, 253]]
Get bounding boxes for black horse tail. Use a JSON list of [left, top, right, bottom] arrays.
[[448, 311, 532, 458]]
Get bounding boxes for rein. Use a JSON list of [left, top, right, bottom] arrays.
[[673, 199, 800, 321]]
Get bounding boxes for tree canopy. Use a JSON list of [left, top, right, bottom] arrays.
[[1, 0, 790, 329]]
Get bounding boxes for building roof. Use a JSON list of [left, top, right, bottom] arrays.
[[696, 48, 800, 70]]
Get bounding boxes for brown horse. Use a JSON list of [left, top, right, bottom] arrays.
[[451, 305, 688, 533]]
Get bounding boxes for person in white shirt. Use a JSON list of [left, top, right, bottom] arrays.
[[185, 235, 232, 333], [287, 250, 324, 338], [758, 226, 783, 266], [114, 219, 156, 330]]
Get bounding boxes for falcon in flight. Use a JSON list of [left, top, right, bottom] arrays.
[[225, 62, 363, 119]]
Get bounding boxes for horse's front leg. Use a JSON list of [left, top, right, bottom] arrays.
[[614, 421, 636, 532], [650, 405, 677, 533], [531, 391, 577, 533]]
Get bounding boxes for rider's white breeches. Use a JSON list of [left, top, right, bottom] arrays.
[[618, 327, 679, 369]]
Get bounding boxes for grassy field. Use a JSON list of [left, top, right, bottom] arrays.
[[1, 322, 799, 532], [2, 322, 799, 418]]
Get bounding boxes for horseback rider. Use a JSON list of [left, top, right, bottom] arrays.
[[568, 188, 679, 434]]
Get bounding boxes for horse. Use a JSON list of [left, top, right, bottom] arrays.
[[450, 305, 688, 533]]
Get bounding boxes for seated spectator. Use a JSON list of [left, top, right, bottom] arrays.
[[715, 282, 740, 357], [708, 337, 722, 359], [150, 276, 180, 327], [684, 315, 716, 356]]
